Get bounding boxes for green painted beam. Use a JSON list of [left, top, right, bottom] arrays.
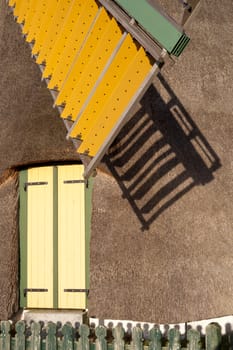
[[113, 0, 190, 56], [19, 170, 28, 308], [85, 177, 94, 307], [53, 166, 58, 309]]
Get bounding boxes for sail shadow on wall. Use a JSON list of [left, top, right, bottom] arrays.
[[105, 73, 221, 230]]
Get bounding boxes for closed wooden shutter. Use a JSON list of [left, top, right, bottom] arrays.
[[58, 165, 86, 309], [19, 165, 89, 309], [27, 167, 54, 308]]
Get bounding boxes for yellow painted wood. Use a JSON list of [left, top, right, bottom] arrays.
[[27, 167, 54, 308], [31, 0, 60, 55], [42, 0, 85, 79], [78, 48, 152, 156], [22, 0, 39, 35], [58, 165, 86, 309], [9, 0, 17, 7], [60, 21, 123, 121], [55, 7, 110, 107], [12, 0, 23, 18], [26, 0, 48, 43], [48, 0, 99, 90], [36, 0, 73, 65], [60, 17, 123, 120], [68, 33, 136, 138], [16, 0, 28, 24]]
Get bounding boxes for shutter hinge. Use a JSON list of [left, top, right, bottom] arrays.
[[64, 289, 89, 296], [24, 182, 48, 191], [63, 179, 88, 187], [24, 288, 48, 297]]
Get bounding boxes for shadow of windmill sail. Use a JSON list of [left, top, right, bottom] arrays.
[[104, 73, 221, 230]]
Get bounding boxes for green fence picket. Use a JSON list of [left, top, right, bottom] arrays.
[[132, 327, 143, 350], [149, 327, 162, 350], [30, 322, 41, 350], [62, 323, 73, 350], [168, 328, 181, 350], [0, 321, 11, 350], [46, 322, 57, 350], [78, 325, 89, 350], [0, 321, 228, 350], [15, 321, 26, 350], [113, 325, 124, 350], [95, 326, 107, 350], [187, 329, 201, 350], [206, 323, 221, 350]]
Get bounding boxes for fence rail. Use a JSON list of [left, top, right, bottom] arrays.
[[0, 321, 227, 350]]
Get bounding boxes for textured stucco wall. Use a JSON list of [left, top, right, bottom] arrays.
[[0, 0, 233, 323], [0, 173, 18, 319], [89, 0, 233, 323], [0, 1, 79, 176], [0, 0, 80, 319]]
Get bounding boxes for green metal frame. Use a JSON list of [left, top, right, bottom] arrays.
[[113, 0, 190, 56]]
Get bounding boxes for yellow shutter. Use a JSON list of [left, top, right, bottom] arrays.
[[57, 165, 86, 309], [22, 165, 87, 309], [27, 167, 54, 308]]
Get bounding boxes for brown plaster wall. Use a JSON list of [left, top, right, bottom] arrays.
[[0, 172, 18, 319], [0, 0, 232, 323], [89, 0, 233, 323], [0, 0, 79, 175], [0, 0, 79, 319]]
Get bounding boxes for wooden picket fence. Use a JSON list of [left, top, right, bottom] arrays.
[[0, 320, 227, 350]]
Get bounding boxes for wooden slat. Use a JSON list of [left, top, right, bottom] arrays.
[[59, 17, 122, 120], [77, 47, 152, 157], [36, 0, 73, 64], [12, 0, 23, 18], [26, 0, 47, 43], [27, 167, 54, 308], [57, 165, 86, 309], [15, 0, 28, 24], [55, 7, 111, 107], [0, 322, 227, 349], [8, 0, 17, 7], [41, 0, 86, 79], [206, 323, 221, 350], [47, 0, 99, 90], [68, 33, 137, 139], [22, 0, 39, 35], [31, 0, 60, 55]]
